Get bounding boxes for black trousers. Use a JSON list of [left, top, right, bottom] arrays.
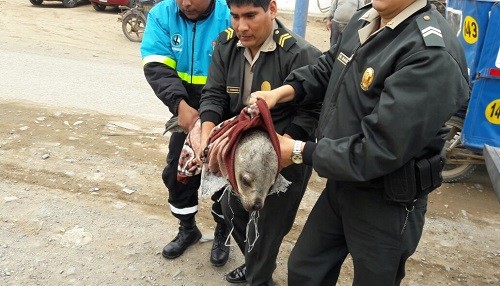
[[288, 180, 427, 286], [221, 163, 312, 286], [162, 131, 224, 224]]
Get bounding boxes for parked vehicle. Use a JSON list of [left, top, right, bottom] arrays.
[[118, 0, 158, 42], [443, 0, 500, 185], [90, 0, 135, 11], [29, 0, 87, 8]]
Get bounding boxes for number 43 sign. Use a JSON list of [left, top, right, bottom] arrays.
[[463, 15, 479, 44]]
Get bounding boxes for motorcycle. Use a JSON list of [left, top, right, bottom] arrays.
[[118, 0, 158, 42], [118, 4, 146, 42], [442, 113, 485, 182]]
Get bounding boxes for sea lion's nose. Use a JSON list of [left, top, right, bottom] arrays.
[[252, 200, 263, 211]]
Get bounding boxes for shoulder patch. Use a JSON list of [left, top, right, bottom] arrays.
[[416, 14, 445, 48], [273, 28, 297, 51], [218, 27, 236, 44]]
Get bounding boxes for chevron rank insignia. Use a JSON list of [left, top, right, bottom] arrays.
[[218, 27, 236, 44], [273, 28, 296, 51], [416, 14, 445, 47]]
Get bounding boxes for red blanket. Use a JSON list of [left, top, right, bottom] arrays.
[[178, 99, 281, 194], [202, 99, 281, 193]]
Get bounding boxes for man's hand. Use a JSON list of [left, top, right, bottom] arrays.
[[196, 121, 216, 166], [277, 133, 295, 168], [249, 91, 279, 108], [248, 85, 296, 108], [177, 100, 199, 133]]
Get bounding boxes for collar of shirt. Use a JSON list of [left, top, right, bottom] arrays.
[[238, 20, 279, 66], [239, 20, 278, 105], [358, 0, 427, 44]]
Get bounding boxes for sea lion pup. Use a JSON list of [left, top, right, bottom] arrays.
[[233, 129, 278, 212], [170, 100, 291, 212]]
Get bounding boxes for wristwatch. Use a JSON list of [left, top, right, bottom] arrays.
[[291, 140, 303, 164]]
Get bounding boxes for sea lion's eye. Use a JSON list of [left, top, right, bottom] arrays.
[[241, 173, 253, 187]]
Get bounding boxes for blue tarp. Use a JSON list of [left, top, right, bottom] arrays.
[[446, 0, 500, 150], [446, 0, 496, 79]]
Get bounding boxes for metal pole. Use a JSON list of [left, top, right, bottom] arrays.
[[292, 0, 309, 38]]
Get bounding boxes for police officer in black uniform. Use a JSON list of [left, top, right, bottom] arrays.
[[250, 0, 470, 284], [198, 0, 322, 285]]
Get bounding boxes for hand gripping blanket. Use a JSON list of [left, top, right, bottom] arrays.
[[177, 99, 290, 198]]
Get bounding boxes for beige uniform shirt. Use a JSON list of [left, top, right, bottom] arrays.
[[238, 20, 279, 105]]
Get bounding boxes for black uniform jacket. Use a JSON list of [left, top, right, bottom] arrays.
[[199, 20, 322, 141], [287, 1, 470, 181]]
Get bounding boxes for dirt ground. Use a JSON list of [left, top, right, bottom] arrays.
[[0, 1, 499, 286]]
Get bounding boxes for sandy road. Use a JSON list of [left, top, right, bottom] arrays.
[[0, 1, 498, 285]]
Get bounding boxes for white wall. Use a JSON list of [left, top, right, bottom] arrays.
[[276, 0, 331, 16]]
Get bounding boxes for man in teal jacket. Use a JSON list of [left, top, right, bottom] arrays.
[[140, 0, 231, 266]]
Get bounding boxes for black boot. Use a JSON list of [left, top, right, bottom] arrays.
[[210, 222, 230, 266], [162, 219, 202, 259], [226, 264, 246, 283]]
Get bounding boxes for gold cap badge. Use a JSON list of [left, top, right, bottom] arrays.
[[261, 81, 271, 91], [360, 67, 375, 91]]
